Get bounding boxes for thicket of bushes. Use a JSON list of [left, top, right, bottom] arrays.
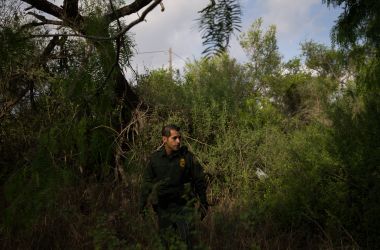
[[1, 11, 379, 250]]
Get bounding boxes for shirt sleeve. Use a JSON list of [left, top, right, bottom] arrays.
[[139, 158, 155, 211], [190, 154, 208, 208]]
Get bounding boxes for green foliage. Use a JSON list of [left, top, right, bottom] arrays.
[[239, 18, 281, 77], [131, 25, 378, 247], [327, 66, 380, 248], [323, 0, 380, 49], [253, 125, 343, 227], [322, 1, 380, 247], [0, 27, 38, 106], [182, 55, 246, 139], [136, 69, 185, 110], [0, 7, 135, 248], [1, 7, 380, 249], [3, 147, 75, 230], [198, 0, 242, 57], [91, 214, 127, 250], [132, 18, 379, 248], [301, 40, 348, 78]]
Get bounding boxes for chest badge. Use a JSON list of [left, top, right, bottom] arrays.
[[179, 158, 186, 168]]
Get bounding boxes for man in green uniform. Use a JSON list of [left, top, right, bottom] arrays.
[[139, 124, 208, 248]]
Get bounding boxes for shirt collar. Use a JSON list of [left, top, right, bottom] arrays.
[[159, 146, 181, 159]]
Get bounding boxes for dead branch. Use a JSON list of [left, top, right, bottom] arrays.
[[28, 0, 162, 41], [115, 0, 162, 38], [21, 0, 64, 19], [21, 12, 63, 29], [105, 0, 153, 23], [21, 20, 63, 29]]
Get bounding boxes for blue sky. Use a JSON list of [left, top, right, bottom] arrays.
[[240, 0, 342, 60], [126, 0, 343, 75]]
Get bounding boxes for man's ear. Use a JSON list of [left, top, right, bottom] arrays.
[[162, 136, 167, 144]]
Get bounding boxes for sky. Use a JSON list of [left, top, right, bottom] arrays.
[[121, 0, 343, 76]]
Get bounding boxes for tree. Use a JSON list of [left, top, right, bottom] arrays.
[[323, 0, 380, 49], [301, 40, 354, 82], [198, 0, 242, 57], [239, 18, 281, 78], [13, 0, 242, 123], [323, 1, 380, 247], [0, 0, 245, 182], [19, 0, 162, 124]]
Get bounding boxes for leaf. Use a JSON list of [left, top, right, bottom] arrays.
[[197, 0, 242, 58]]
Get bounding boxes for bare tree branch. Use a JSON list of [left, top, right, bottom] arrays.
[[21, 0, 64, 20], [23, 12, 63, 27], [159, 2, 165, 12], [115, 0, 162, 37], [29, 0, 163, 41], [105, 0, 153, 23], [27, 12, 49, 21], [21, 20, 63, 29], [39, 36, 68, 65], [105, 0, 123, 81], [29, 32, 109, 40]]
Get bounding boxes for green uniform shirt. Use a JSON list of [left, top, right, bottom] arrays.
[[139, 146, 208, 211]]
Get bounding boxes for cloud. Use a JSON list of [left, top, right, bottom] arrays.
[[127, 0, 206, 72], [238, 0, 340, 60], [124, 0, 340, 74], [259, 0, 321, 35]]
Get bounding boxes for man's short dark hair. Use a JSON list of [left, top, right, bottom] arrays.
[[162, 124, 180, 137]]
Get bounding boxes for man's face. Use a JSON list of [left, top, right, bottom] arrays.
[[163, 129, 181, 153]]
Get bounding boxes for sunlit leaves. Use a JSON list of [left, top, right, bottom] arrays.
[[239, 18, 281, 77]]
